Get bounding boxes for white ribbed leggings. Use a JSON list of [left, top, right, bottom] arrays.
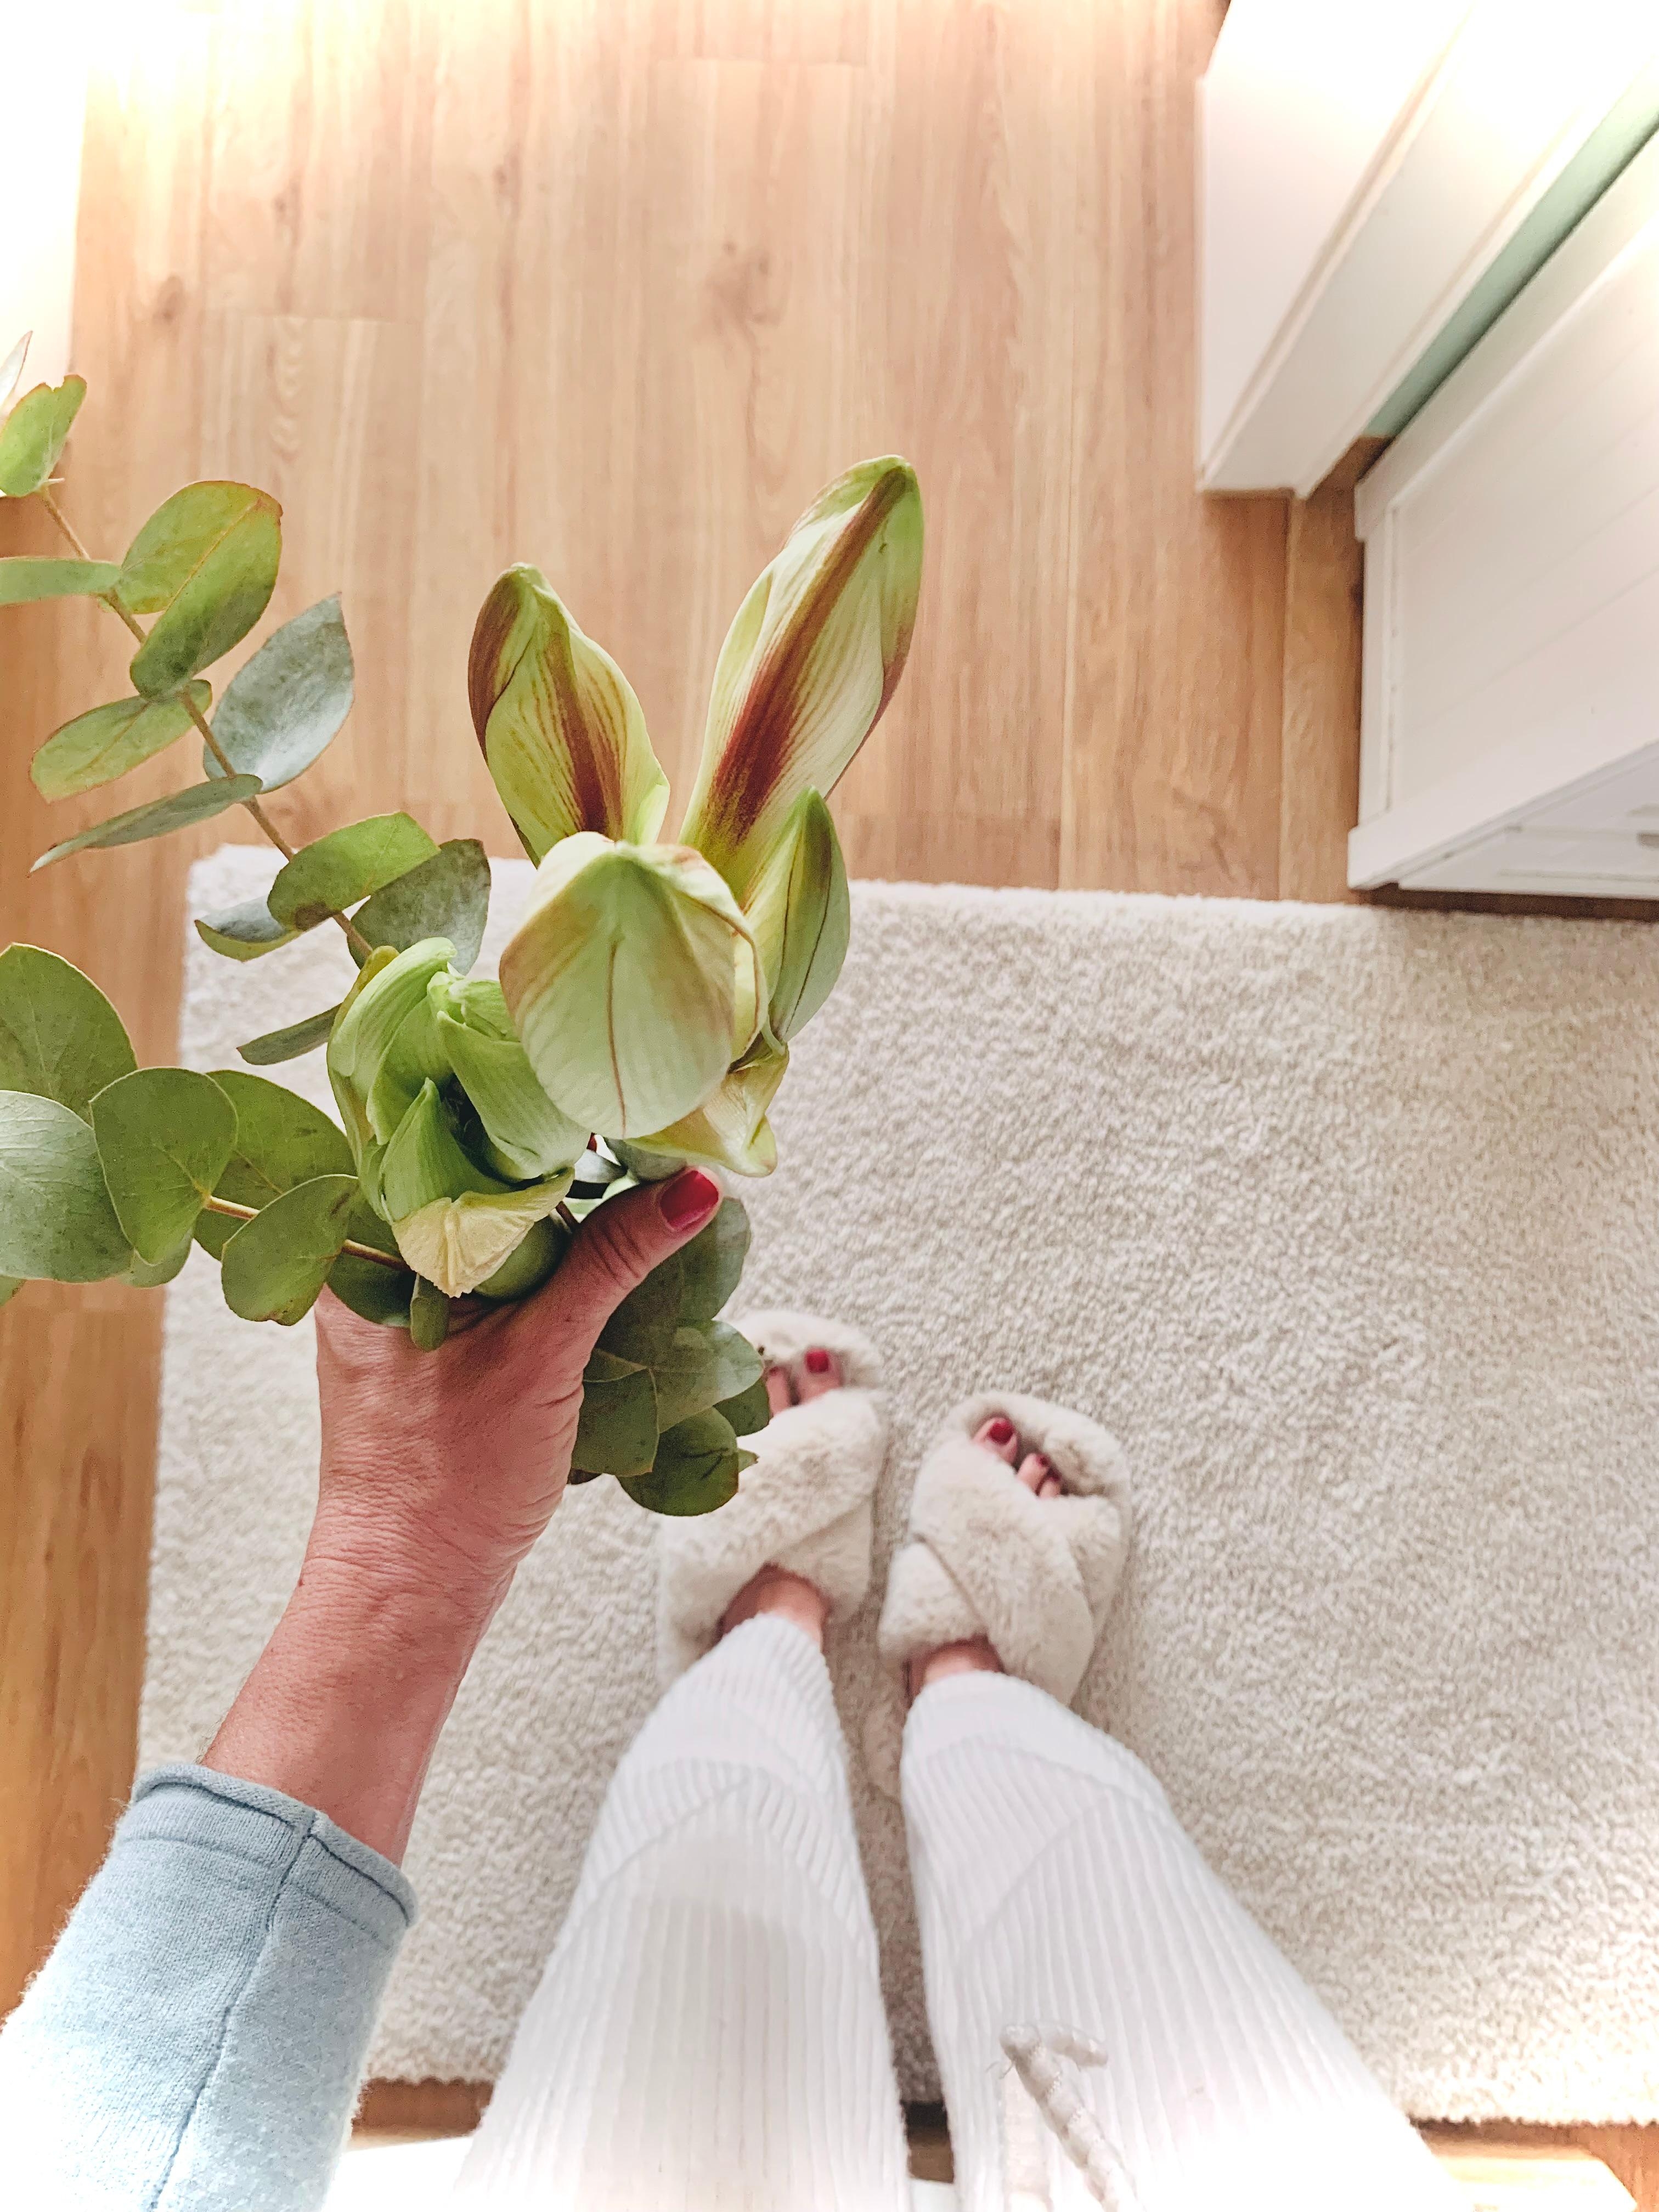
[[455, 1616, 1455, 2211]]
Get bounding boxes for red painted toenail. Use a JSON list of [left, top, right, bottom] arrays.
[[988, 1417, 1014, 1443], [804, 1348, 831, 1374]]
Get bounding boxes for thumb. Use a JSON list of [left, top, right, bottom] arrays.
[[535, 1168, 721, 1358]]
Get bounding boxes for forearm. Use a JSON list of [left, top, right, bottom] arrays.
[[203, 1515, 507, 1864]]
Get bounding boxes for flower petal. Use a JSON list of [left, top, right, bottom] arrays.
[[435, 979, 588, 1181], [377, 1078, 506, 1220], [499, 834, 760, 1138], [469, 565, 668, 860], [325, 937, 455, 1150], [742, 787, 849, 1042], [393, 1178, 573, 1298], [680, 458, 922, 904], [613, 1042, 787, 1180]]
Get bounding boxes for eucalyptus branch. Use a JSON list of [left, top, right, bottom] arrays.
[[200, 1192, 406, 1270], [35, 482, 373, 958]]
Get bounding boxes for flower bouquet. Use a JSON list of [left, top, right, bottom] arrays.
[[0, 332, 922, 1515]]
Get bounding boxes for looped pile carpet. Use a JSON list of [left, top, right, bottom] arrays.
[[143, 847, 1659, 2120]]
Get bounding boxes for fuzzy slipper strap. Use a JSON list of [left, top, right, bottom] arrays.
[[656, 1309, 888, 1685], [864, 1390, 1130, 1796]]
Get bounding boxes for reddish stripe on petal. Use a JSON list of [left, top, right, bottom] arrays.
[[468, 574, 525, 747], [699, 470, 909, 860], [549, 642, 623, 837]]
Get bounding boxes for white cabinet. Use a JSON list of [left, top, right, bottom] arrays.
[[1349, 128, 1659, 896], [1199, 1, 1659, 496]]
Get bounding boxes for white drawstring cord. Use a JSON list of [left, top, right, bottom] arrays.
[[999, 2023, 1145, 2210]]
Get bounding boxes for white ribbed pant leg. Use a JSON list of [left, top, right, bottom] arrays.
[[902, 1674, 1460, 2212], [454, 1615, 909, 2212]]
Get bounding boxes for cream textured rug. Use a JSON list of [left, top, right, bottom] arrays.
[[143, 847, 1659, 2123]]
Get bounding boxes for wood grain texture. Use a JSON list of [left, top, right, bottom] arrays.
[[1277, 438, 1381, 903], [2, 2, 1645, 2186]]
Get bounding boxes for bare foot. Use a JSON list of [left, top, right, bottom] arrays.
[[908, 1414, 1059, 1699], [718, 1346, 844, 1649]]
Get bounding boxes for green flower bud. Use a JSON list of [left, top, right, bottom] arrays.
[[680, 457, 921, 907], [326, 936, 577, 1299], [469, 564, 669, 862]]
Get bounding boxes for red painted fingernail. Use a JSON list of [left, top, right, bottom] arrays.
[[988, 1416, 1014, 1443], [659, 1170, 720, 1231], [805, 1347, 830, 1374]]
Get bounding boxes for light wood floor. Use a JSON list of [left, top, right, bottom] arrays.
[[0, 0, 1650, 2193]]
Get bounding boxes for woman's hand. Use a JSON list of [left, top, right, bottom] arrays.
[[311, 1169, 720, 1614], [202, 1169, 721, 1860]]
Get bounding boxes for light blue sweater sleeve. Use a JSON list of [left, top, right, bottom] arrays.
[[0, 1763, 416, 2211]]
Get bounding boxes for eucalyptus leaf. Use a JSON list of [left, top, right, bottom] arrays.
[[621, 1408, 744, 1517], [0, 945, 134, 1119], [32, 686, 212, 802], [91, 1066, 238, 1263], [353, 840, 490, 972], [678, 1197, 751, 1323], [205, 595, 354, 791], [0, 375, 87, 498], [326, 1200, 413, 1326], [0, 1275, 22, 1310], [585, 1347, 642, 1382], [219, 1172, 358, 1324], [125, 1237, 193, 1289], [598, 1250, 683, 1365], [715, 1373, 770, 1438], [268, 814, 438, 933], [408, 1274, 452, 1351], [0, 1091, 133, 1281], [236, 1003, 340, 1066], [652, 1319, 765, 1431], [572, 1365, 658, 1477], [119, 482, 282, 697], [32, 776, 262, 873], [0, 557, 121, 604], [193, 1071, 353, 1259], [194, 895, 301, 963]]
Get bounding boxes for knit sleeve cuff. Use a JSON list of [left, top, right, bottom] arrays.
[[127, 1763, 417, 1948]]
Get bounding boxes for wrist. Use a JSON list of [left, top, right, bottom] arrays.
[[302, 1498, 515, 1651], [201, 1528, 501, 1865]]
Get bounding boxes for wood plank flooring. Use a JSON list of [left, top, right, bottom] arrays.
[[0, 0, 1649, 2192]]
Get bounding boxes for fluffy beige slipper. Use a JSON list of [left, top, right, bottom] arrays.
[[864, 1391, 1131, 1795], [656, 1308, 888, 1684]]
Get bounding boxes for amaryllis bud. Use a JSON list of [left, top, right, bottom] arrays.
[[469, 565, 669, 862], [679, 457, 921, 907]]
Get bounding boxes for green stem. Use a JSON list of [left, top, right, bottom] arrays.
[[200, 1192, 406, 1271], [36, 484, 373, 960]]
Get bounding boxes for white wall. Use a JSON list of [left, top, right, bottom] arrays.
[[0, 15, 89, 387]]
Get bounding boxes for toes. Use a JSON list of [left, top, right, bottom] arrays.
[[795, 1346, 842, 1402], [1013, 1451, 1062, 1498], [1017, 1450, 1058, 1497], [764, 1364, 795, 1415], [974, 1414, 1023, 1468]]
